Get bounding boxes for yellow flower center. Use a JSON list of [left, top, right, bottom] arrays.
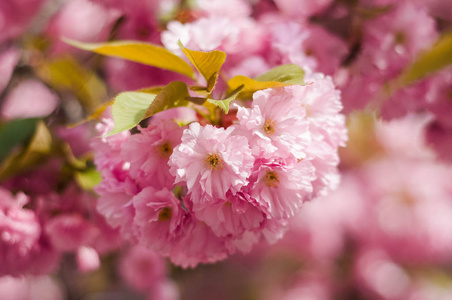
[[263, 119, 276, 135], [158, 207, 172, 222], [205, 153, 223, 171], [264, 171, 279, 187], [157, 142, 173, 158]]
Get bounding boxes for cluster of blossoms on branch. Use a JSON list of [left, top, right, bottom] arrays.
[[1, 0, 452, 299], [93, 73, 346, 267]]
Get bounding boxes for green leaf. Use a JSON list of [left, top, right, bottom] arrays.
[[63, 38, 195, 79], [207, 85, 244, 113], [186, 96, 207, 105], [71, 86, 165, 128], [0, 121, 52, 181], [107, 92, 156, 136], [254, 64, 305, 85], [143, 81, 190, 119], [178, 41, 226, 91], [75, 168, 102, 191], [228, 64, 305, 99], [399, 31, 452, 85], [0, 118, 39, 162], [107, 81, 190, 136]]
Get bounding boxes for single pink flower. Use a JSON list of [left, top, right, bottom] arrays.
[[169, 123, 254, 203], [236, 87, 311, 160], [192, 190, 266, 237], [249, 159, 315, 220], [121, 121, 183, 189], [133, 187, 186, 255], [168, 218, 229, 268]]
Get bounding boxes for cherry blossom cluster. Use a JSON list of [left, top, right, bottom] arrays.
[[93, 74, 346, 267], [1, 0, 452, 298]]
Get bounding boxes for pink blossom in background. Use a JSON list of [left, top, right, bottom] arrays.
[[1, 79, 58, 120], [268, 273, 333, 300], [0, 47, 20, 95], [56, 124, 93, 157], [0, 276, 64, 300], [374, 113, 435, 160], [45, 214, 98, 252], [98, 0, 186, 92], [0, 188, 59, 277], [355, 249, 413, 300], [2, 159, 62, 196], [119, 245, 167, 291], [147, 279, 180, 300], [0, 189, 40, 276], [360, 158, 452, 264], [360, 2, 437, 77], [425, 68, 452, 129], [45, 0, 119, 55], [260, 18, 347, 75], [339, 2, 439, 115], [195, 0, 251, 19], [282, 172, 366, 261], [0, 0, 45, 44], [273, 0, 333, 19], [76, 246, 100, 273], [426, 122, 452, 162]]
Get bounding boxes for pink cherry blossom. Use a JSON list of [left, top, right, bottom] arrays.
[[249, 159, 315, 220], [168, 217, 229, 268], [133, 187, 186, 255], [169, 122, 254, 203], [92, 118, 138, 241], [0, 0, 45, 44], [45, 0, 119, 55], [121, 120, 183, 189], [0, 276, 65, 300], [76, 246, 100, 273], [45, 214, 98, 252], [192, 190, 266, 237], [355, 249, 412, 300], [119, 245, 167, 291], [0, 47, 19, 95], [273, 0, 333, 19], [360, 2, 438, 78], [236, 87, 311, 160], [1, 79, 58, 120], [374, 113, 435, 160], [0, 188, 59, 276], [361, 158, 452, 264]]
